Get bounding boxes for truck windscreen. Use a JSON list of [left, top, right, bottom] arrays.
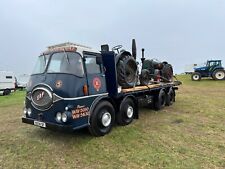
[[32, 54, 50, 74], [47, 52, 84, 77]]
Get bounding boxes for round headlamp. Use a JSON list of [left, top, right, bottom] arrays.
[[62, 112, 68, 123], [23, 108, 27, 115], [56, 112, 62, 122], [27, 108, 32, 117]]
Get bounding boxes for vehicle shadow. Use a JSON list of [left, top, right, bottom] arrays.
[[26, 127, 94, 145]]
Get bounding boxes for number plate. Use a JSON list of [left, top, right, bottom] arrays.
[[34, 121, 46, 128]]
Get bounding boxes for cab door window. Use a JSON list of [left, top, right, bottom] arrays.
[[85, 55, 101, 74]]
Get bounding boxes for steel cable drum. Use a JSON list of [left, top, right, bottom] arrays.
[[116, 52, 137, 88]]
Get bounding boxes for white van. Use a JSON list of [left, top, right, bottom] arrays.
[[0, 71, 16, 95], [16, 74, 30, 90]]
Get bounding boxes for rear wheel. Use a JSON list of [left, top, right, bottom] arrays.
[[117, 98, 135, 126], [88, 101, 115, 136], [212, 69, 225, 80], [191, 72, 201, 81], [165, 88, 175, 106], [161, 63, 173, 82], [154, 89, 166, 111], [117, 54, 137, 88]]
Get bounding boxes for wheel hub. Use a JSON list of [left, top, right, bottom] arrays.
[[127, 106, 134, 118], [101, 112, 111, 127], [193, 75, 199, 80], [215, 71, 225, 80]]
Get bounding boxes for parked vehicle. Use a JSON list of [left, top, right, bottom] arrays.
[[16, 74, 30, 90], [0, 71, 16, 95], [22, 40, 180, 136], [191, 60, 225, 81]]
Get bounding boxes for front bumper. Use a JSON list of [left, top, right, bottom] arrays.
[[22, 117, 74, 132]]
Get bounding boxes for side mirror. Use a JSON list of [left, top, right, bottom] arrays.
[[101, 44, 109, 52], [96, 56, 103, 65]]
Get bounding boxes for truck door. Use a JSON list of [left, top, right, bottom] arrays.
[[84, 52, 107, 95]]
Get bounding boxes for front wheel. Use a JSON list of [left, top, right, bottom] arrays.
[[191, 72, 201, 81], [88, 101, 115, 137], [117, 98, 135, 126], [212, 69, 225, 80]]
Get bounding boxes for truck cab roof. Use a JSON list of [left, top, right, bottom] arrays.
[[42, 42, 100, 56]]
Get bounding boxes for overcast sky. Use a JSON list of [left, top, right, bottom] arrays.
[[0, 0, 225, 74]]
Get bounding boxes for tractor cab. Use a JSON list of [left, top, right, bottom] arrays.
[[205, 60, 222, 71]]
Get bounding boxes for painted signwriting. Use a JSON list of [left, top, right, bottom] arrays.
[[72, 105, 90, 119]]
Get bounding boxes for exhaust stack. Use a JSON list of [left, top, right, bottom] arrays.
[[141, 48, 145, 64], [132, 39, 137, 60]]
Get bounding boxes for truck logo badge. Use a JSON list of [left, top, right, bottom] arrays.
[[93, 77, 101, 91], [56, 80, 63, 88], [36, 91, 45, 101]]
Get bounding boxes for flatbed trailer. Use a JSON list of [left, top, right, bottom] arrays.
[[22, 42, 180, 136]]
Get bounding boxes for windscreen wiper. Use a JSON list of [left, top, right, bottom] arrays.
[[42, 53, 48, 68], [63, 49, 70, 64]]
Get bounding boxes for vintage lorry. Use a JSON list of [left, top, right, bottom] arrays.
[[22, 40, 180, 136]]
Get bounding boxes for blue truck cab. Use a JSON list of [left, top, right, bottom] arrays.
[[22, 42, 179, 136]]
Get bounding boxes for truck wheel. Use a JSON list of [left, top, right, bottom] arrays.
[[191, 72, 201, 81], [88, 101, 115, 136], [165, 88, 175, 106], [212, 69, 225, 80], [117, 54, 137, 88], [117, 98, 135, 126], [154, 89, 166, 111], [3, 89, 11, 96]]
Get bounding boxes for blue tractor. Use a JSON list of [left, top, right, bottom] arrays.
[[191, 60, 225, 81]]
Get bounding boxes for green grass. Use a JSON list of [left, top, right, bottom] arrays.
[[0, 90, 25, 107], [0, 75, 225, 169]]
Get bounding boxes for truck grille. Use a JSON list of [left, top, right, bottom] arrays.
[[31, 87, 53, 110]]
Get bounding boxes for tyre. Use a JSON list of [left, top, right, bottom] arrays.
[[212, 69, 225, 80], [191, 72, 201, 81], [117, 54, 137, 88], [161, 63, 173, 82], [165, 88, 175, 106], [154, 89, 166, 111], [3, 89, 11, 96], [117, 98, 135, 126], [88, 101, 115, 136]]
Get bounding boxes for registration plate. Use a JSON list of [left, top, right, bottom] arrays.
[[34, 121, 46, 128]]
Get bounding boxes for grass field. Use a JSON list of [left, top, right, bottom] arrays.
[[0, 75, 225, 169]]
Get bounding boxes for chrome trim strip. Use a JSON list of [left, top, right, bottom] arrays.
[[32, 83, 53, 91], [53, 93, 108, 102]]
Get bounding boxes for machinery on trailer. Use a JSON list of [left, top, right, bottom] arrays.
[[139, 50, 174, 85], [22, 40, 180, 136], [191, 60, 225, 81]]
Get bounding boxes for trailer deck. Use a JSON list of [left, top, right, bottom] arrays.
[[121, 82, 177, 93]]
